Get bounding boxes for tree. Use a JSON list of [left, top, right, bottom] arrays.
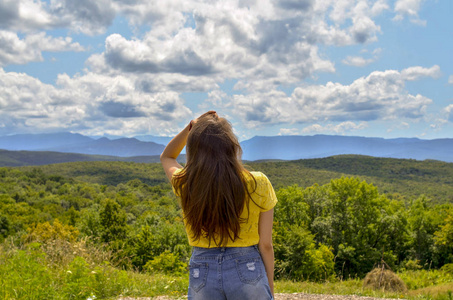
[[0, 213, 10, 239], [99, 199, 128, 243], [305, 177, 406, 277], [434, 207, 453, 265], [275, 185, 310, 226], [273, 223, 334, 281], [407, 196, 438, 265]]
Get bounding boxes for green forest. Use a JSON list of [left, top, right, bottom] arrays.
[[1, 156, 453, 299]]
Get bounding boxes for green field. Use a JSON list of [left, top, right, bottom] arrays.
[[1, 156, 453, 299]]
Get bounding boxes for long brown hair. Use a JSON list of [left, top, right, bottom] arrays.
[[172, 113, 255, 247]]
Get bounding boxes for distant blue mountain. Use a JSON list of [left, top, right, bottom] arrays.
[[0, 132, 93, 150], [44, 137, 165, 157], [0, 133, 452, 162], [0, 133, 165, 157], [241, 135, 453, 162], [133, 135, 173, 145]]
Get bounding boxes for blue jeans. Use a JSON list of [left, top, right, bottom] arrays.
[[188, 245, 273, 300]]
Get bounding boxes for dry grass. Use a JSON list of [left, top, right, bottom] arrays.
[[363, 268, 407, 293], [407, 282, 453, 298]]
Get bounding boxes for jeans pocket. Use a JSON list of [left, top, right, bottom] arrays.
[[235, 258, 263, 285], [188, 263, 209, 293]]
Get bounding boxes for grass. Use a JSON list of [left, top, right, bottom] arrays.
[[275, 272, 453, 300], [275, 279, 406, 298], [1, 241, 452, 300], [0, 239, 189, 300]]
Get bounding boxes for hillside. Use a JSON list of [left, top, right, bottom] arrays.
[[0, 149, 164, 167], [251, 155, 453, 204], [15, 156, 453, 204]]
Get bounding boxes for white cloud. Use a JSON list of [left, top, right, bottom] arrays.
[[0, 30, 84, 66], [401, 65, 441, 81], [301, 121, 368, 135], [49, 0, 117, 35], [342, 55, 375, 67], [0, 0, 116, 35], [445, 104, 453, 123], [1, 0, 389, 93], [386, 121, 410, 133], [278, 128, 300, 135], [371, 0, 390, 16], [98, 23, 335, 91], [0, 0, 52, 32], [0, 69, 192, 136], [230, 66, 436, 127], [372, 48, 382, 55], [448, 75, 453, 85], [394, 0, 424, 16], [318, 0, 383, 45], [115, 0, 188, 36], [394, 0, 426, 25], [0, 0, 388, 44], [74, 0, 392, 93], [1, 0, 443, 138]]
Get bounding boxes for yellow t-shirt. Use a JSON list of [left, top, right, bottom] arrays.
[[172, 169, 277, 248]]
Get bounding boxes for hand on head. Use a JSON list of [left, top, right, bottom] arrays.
[[190, 111, 218, 129]]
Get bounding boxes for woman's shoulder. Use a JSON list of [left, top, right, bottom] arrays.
[[244, 171, 277, 209], [244, 171, 271, 186], [248, 171, 268, 179]]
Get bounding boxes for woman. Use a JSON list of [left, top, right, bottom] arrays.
[[160, 111, 277, 300]]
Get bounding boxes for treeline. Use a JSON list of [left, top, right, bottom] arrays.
[[18, 155, 453, 203], [252, 155, 453, 204], [1, 161, 453, 282], [273, 178, 453, 280]]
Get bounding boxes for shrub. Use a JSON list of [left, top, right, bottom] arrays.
[[441, 263, 453, 274], [274, 223, 335, 281], [26, 219, 79, 243], [144, 250, 188, 276], [404, 259, 423, 270]]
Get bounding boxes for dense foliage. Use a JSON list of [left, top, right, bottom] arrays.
[[251, 155, 453, 204], [1, 158, 453, 296]]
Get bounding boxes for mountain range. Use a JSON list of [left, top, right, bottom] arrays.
[[241, 135, 453, 162], [0, 132, 452, 164], [0, 133, 165, 157]]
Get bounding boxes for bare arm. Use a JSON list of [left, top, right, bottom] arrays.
[[160, 122, 190, 181], [160, 111, 217, 181], [258, 208, 275, 296]]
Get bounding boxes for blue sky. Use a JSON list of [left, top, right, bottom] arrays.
[[0, 0, 452, 140]]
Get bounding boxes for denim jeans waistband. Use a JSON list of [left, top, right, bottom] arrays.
[[191, 245, 259, 261]]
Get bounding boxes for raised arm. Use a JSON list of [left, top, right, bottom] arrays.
[[160, 111, 217, 181], [160, 122, 190, 181]]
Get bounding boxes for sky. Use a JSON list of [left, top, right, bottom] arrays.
[[0, 0, 452, 141]]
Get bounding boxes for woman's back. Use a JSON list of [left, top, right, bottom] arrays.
[[160, 111, 276, 299], [173, 170, 277, 248]]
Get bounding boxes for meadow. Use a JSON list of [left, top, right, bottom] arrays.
[[1, 156, 453, 299]]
